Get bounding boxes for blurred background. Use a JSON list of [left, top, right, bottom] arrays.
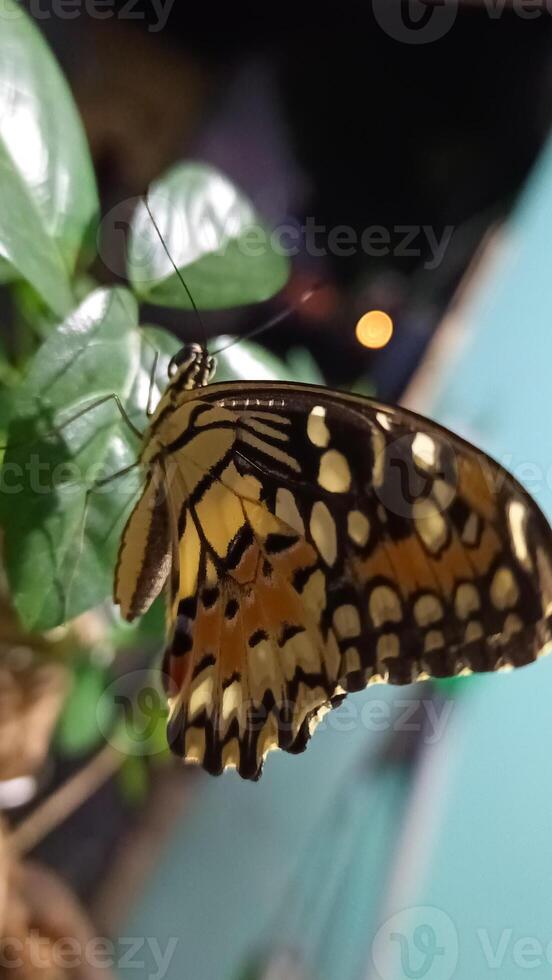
[[41, 0, 552, 394], [2, 2, 552, 979]]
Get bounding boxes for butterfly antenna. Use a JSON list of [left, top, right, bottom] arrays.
[[211, 282, 324, 356], [142, 196, 209, 353]]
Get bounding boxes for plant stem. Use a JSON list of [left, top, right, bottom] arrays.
[[9, 743, 125, 856]]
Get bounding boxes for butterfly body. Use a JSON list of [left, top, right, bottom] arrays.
[[114, 346, 552, 779]]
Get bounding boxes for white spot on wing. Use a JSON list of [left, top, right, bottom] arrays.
[[318, 450, 352, 493], [310, 501, 337, 566], [490, 567, 519, 610], [508, 500, 530, 568], [347, 510, 370, 547], [369, 586, 402, 627], [307, 405, 330, 448], [412, 432, 437, 470]]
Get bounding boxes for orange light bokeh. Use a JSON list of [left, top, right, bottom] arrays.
[[355, 310, 394, 349]]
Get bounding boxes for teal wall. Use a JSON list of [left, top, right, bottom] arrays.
[[394, 133, 552, 980], [122, 135, 552, 980]]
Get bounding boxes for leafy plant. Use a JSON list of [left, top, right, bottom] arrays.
[[0, 0, 290, 636]]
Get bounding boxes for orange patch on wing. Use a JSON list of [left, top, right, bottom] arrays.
[[196, 601, 222, 658], [376, 535, 440, 595], [357, 541, 400, 587], [219, 599, 246, 679], [355, 520, 499, 603], [469, 524, 502, 576], [268, 539, 319, 582], [230, 541, 261, 586], [459, 456, 499, 521], [427, 533, 474, 597], [254, 571, 305, 634], [167, 650, 193, 694]]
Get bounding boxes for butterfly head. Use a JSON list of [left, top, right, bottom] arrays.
[[168, 343, 216, 390]]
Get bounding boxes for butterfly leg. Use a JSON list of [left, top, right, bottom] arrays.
[[146, 351, 160, 418], [55, 394, 144, 442], [1, 393, 144, 454], [63, 461, 143, 623], [134, 328, 161, 418]]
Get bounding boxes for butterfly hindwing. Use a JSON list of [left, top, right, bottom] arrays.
[[116, 380, 552, 779], [163, 488, 343, 780], [216, 383, 552, 678]]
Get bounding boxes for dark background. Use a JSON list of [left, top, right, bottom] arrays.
[[35, 4, 552, 395]]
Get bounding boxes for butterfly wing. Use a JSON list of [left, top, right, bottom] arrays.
[[125, 382, 552, 779]]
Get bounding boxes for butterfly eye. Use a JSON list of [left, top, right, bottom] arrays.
[[206, 356, 216, 381], [168, 343, 204, 379]]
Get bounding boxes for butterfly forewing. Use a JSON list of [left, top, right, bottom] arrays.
[[115, 380, 552, 780]]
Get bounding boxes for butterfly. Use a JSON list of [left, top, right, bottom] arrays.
[[113, 342, 552, 780]]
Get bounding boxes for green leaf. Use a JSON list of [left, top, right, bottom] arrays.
[[0, 288, 179, 631], [12, 280, 61, 346], [111, 593, 166, 650], [0, 1, 99, 314], [349, 376, 376, 398], [0, 256, 17, 285], [119, 755, 150, 806], [56, 658, 114, 757], [128, 162, 289, 309], [214, 337, 293, 384], [286, 346, 325, 385], [213, 338, 325, 386], [0, 337, 18, 438], [0, 143, 73, 317]]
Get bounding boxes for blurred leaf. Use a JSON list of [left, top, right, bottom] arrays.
[[0, 336, 20, 438], [56, 658, 113, 757], [286, 347, 325, 385], [12, 280, 61, 346], [73, 273, 99, 304], [112, 594, 166, 650], [214, 337, 292, 383], [98, 672, 171, 759], [0, 141, 73, 317], [0, 257, 18, 285], [0, 334, 12, 375], [119, 754, 150, 806], [0, 288, 179, 631], [0, 391, 11, 442], [349, 377, 376, 398], [0, 1, 99, 314], [128, 162, 289, 309], [213, 337, 327, 386]]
